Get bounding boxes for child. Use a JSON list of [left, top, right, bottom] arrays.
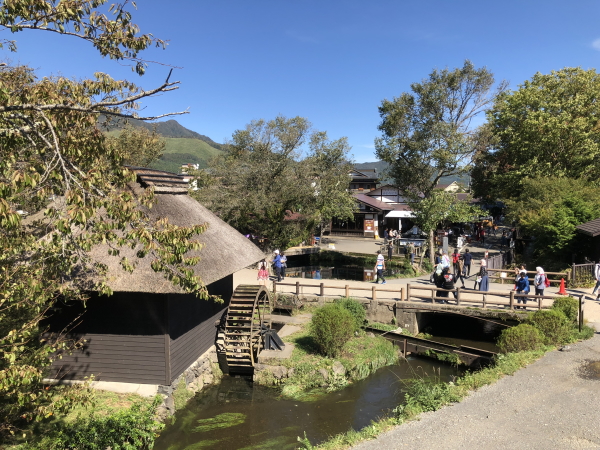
[[257, 259, 269, 286]]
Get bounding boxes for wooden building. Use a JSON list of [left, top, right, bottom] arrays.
[[43, 168, 264, 386], [576, 218, 600, 262]]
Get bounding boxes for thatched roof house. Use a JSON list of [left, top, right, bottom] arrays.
[[45, 168, 264, 386]]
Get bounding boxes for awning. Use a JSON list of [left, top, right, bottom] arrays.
[[385, 210, 414, 218]]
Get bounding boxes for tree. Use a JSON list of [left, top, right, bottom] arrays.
[[192, 116, 355, 250], [409, 191, 483, 266], [504, 177, 600, 267], [106, 123, 166, 167], [0, 1, 204, 439], [375, 60, 505, 262], [472, 67, 600, 200]]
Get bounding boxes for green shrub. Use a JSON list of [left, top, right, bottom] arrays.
[[36, 397, 163, 450], [527, 309, 571, 346], [334, 298, 366, 331], [311, 304, 355, 357], [552, 296, 579, 323], [497, 324, 544, 353]]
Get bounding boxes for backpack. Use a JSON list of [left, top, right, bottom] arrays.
[[544, 275, 551, 288]]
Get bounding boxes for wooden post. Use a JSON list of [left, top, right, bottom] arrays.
[[372, 285, 377, 301], [406, 284, 411, 302], [403, 338, 407, 358], [579, 295, 584, 332], [399, 287, 403, 302], [273, 281, 277, 294], [345, 285, 350, 298], [319, 283, 324, 297], [482, 294, 487, 308], [456, 287, 461, 306], [538, 295, 542, 310], [509, 290, 515, 310], [295, 281, 300, 296], [431, 288, 436, 303]]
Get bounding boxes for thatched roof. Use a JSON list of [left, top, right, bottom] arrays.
[[23, 168, 264, 294], [576, 218, 600, 237], [87, 168, 265, 293]]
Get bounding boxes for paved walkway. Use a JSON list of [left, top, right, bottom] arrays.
[[352, 333, 600, 450]]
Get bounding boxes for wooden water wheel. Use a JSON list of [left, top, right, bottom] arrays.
[[222, 285, 272, 374]]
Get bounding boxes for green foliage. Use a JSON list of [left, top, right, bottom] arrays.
[[310, 304, 355, 357], [192, 116, 355, 250], [497, 323, 545, 353], [367, 322, 397, 332], [474, 67, 600, 200], [106, 123, 166, 167], [552, 296, 579, 323], [527, 309, 572, 346], [173, 377, 194, 411], [0, 2, 207, 439], [396, 378, 461, 418], [34, 397, 164, 450], [502, 177, 600, 264], [334, 298, 366, 331], [192, 413, 246, 433], [375, 60, 499, 262]]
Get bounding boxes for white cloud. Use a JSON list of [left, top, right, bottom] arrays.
[[592, 38, 600, 51]]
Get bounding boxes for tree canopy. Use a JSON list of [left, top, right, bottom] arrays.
[[106, 123, 166, 167], [192, 116, 355, 250], [376, 60, 504, 261], [472, 67, 600, 200], [0, 0, 202, 439]]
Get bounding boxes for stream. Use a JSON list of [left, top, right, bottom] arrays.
[[154, 356, 461, 450]]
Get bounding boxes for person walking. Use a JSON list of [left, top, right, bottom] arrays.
[[387, 240, 394, 261], [592, 262, 600, 300], [441, 251, 450, 269], [407, 242, 415, 265], [272, 249, 283, 282], [441, 267, 458, 303], [515, 270, 530, 309], [280, 251, 287, 280], [479, 267, 489, 292], [534, 266, 547, 297], [462, 249, 472, 276], [457, 258, 466, 288], [480, 228, 486, 245], [374, 250, 386, 284], [451, 248, 461, 276], [257, 259, 269, 286]]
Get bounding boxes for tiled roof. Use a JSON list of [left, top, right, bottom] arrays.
[[576, 218, 600, 237]]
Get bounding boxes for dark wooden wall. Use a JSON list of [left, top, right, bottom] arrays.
[[44, 292, 168, 384], [168, 274, 233, 383]]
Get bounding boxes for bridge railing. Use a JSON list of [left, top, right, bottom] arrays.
[[485, 269, 569, 287], [406, 284, 555, 310], [272, 279, 558, 311]]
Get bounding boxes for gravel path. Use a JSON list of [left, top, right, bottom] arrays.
[[353, 334, 600, 450]]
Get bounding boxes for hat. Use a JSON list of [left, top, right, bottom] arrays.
[[536, 266, 544, 274], [274, 249, 279, 254]]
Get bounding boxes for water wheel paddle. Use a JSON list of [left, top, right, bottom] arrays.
[[222, 285, 272, 374]]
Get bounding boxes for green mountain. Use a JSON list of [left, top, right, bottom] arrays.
[[103, 117, 224, 174], [355, 161, 468, 187]]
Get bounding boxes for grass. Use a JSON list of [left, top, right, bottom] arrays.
[[261, 319, 399, 400]]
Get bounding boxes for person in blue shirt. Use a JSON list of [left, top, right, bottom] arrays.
[[272, 249, 283, 282], [462, 249, 472, 276], [515, 270, 530, 309]]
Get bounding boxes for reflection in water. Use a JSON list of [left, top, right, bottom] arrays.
[[154, 357, 460, 450]]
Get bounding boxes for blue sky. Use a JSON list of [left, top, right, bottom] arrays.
[[4, 0, 600, 162]]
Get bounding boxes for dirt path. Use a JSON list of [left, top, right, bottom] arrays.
[[352, 334, 600, 450]]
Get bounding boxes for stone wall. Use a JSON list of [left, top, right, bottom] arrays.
[[156, 346, 222, 420]]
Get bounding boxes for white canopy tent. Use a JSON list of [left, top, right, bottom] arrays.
[[385, 210, 415, 218]]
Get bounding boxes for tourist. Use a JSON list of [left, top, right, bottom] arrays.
[[534, 266, 547, 297], [515, 270, 530, 309], [457, 258, 466, 288], [480, 227, 486, 245], [387, 240, 394, 261], [374, 250, 386, 284], [441, 251, 450, 269], [440, 267, 458, 302], [479, 267, 489, 292], [257, 259, 269, 286], [272, 249, 283, 282], [452, 248, 461, 276], [462, 249, 472, 276], [280, 251, 287, 280], [593, 262, 600, 300], [384, 228, 389, 243], [407, 241, 415, 264], [500, 231, 508, 249]]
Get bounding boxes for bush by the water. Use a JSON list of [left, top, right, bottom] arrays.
[[527, 309, 571, 346], [334, 298, 366, 331], [35, 397, 163, 450], [311, 304, 355, 357], [552, 296, 579, 323], [497, 323, 544, 353]]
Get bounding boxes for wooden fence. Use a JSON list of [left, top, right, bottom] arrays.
[[485, 268, 569, 287], [272, 279, 559, 311]]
